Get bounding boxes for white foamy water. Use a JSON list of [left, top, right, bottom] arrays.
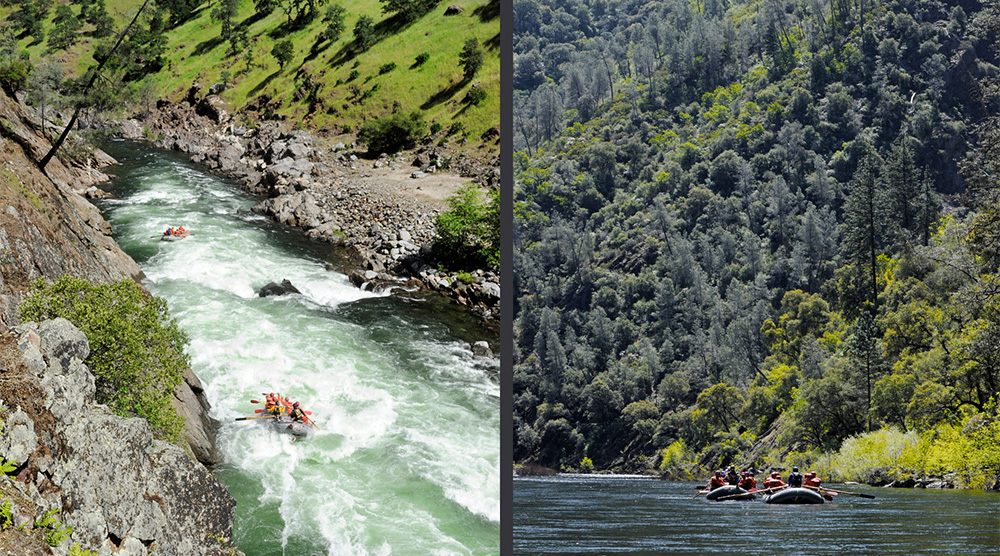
[[98, 143, 499, 555]]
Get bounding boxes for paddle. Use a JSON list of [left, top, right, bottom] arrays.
[[714, 489, 759, 501], [303, 413, 321, 431], [234, 415, 276, 421], [693, 488, 710, 499], [814, 486, 875, 499]]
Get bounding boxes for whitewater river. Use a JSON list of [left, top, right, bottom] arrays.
[[515, 475, 1000, 554], [96, 141, 499, 555]]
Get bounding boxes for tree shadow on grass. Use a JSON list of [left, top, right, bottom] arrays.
[[421, 78, 471, 110], [473, 0, 499, 22], [247, 69, 282, 97], [303, 37, 333, 65], [484, 32, 499, 52], [192, 36, 224, 57]]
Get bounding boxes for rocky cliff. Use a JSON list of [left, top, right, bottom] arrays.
[[0, 87, 221, 466], [0, 318, 241, 555], [0, 88, 236, 551]]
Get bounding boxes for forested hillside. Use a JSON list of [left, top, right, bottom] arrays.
[[513, 0, 1000, 485], [0, 0, 499, 152]]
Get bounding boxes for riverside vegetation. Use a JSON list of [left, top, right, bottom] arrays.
[[513, 0, 1000, 488], [18, 276, 189, 444]]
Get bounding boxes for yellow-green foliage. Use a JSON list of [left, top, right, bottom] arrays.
[[832, 427, 920, 482], [69, 544, 99, 556], [19, 276, 188, 442], [831, 414, 1000, 487], [659, 439, 691, 472]]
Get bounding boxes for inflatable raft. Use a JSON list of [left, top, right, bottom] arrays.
[[705, 485, 753, 501], [763, 487, 824, 504], [261, 416, 312, 438], [160, 234, 187, 241]]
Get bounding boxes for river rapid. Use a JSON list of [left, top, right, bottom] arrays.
[[514, 475, 1000, 555], [96, 141, 500, 555]]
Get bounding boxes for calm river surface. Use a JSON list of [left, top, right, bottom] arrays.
[[514, 475, 1000, 555], [97, 141, 500, 555]]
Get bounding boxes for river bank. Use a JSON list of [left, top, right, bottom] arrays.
[[103, 86, 500, 326]]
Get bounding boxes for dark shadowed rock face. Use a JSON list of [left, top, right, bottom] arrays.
[[5, 319, 242, 556], [258, 279, 301, 297]]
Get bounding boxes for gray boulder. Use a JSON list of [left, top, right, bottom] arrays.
[[258, 279, 302, 297], [472, 341, 493, 358]]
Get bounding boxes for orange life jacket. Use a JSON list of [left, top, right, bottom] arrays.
[[763, 478, 786, 489], [739, 476, 756, 490], [804, 477, 822, 487], [709, 476, 726, 489]]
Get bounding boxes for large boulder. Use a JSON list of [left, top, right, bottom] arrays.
[[12, 319, 241, 556], [258, 279, 302, 297]]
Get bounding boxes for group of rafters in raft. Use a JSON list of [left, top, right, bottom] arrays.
[[234, 392, 320, 440], [694, 466, 875, 504]]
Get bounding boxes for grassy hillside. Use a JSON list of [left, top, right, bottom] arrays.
[[6, 0, 499, 154]]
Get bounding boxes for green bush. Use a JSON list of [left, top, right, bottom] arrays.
[[0, 500, 12, 529], [347, 69, 359, 81], [414, 52, 429, 66], [430, 122, 442, 134], [357, 111, 425, 154], [466, 85, 487, 105], [378, 62, 396, 75], [447, 121, 464, 136], [434, 184, 500, 269], [19, 276, 188, 442], [454, 270, 475, 284]]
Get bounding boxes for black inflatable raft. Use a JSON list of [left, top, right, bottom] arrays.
[[763, 487, 824, 504], [705, 485, 753, 501], [261, 416, 312, 438]]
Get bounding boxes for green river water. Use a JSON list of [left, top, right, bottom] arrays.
[[96, 141, 500, 555]]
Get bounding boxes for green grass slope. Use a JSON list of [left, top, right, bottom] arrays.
[[8, 0, 499, 154]]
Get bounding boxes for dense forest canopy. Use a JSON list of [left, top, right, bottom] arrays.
[[513, 0, 1000, 483]]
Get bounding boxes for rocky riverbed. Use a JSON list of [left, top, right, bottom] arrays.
[[110, 87, 500, 324]]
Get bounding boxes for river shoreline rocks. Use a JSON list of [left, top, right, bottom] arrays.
[[0, 319, 242, 555], [110, 90, 500, 327]]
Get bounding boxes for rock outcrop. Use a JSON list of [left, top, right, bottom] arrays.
[[1, 319, 241, 555], [0, 87, 220, 467]]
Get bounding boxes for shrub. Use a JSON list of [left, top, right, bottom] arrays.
[[430, 122, 442, 134], [414, 52, 430, 67], [347, 69, 359, 81], [378, 62, 396, 75], [466, 85, 487, 105], [271, 39, 294, 70], [434, 184, 500, 269], [659, 439, 691, 472], [447, 121, 464, 136], [454, 270, 475, 284], [357, 111, 425, 154], [0, 500, 12, 529], [19, 276, 188, 442], [458, 38, 483, 79]]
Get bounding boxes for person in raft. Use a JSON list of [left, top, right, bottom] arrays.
[[804, 471, 822, 488], [738, 471, 756, 491], [762, 471, 786, 489], [288, 402, 307, 426], [725, 466, 740, 485], [787, 467, 804, 488], [706, 470, 727, 490]]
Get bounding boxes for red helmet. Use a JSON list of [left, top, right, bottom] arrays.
[[293, 402, 300, 408]]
